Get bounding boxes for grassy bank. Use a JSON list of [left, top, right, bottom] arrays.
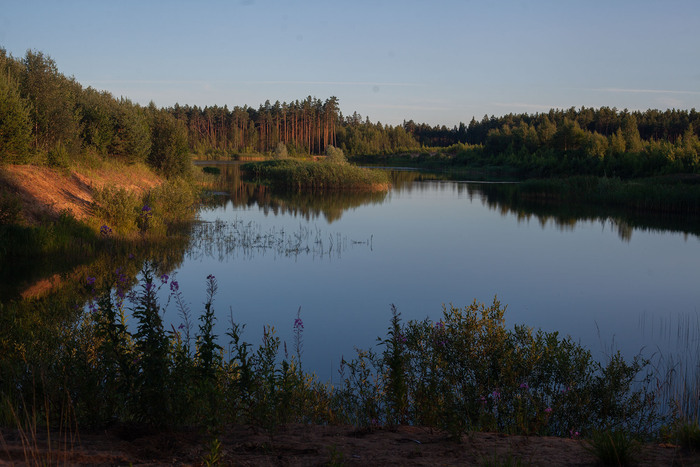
[[242, 159, 391, 192]]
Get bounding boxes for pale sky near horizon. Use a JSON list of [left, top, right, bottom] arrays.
[[2, 0, 699, 126]]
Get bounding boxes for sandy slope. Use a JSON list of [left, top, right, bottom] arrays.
[[0, 163, 162, 225]]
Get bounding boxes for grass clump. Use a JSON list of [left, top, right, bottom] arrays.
[[585, 429, 637, 466], [243, 159, 390, 192], [670, 420, 700, 451], [92, 177, 198, 237]]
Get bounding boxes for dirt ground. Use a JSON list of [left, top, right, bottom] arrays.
[[0, 163, 162, 225], [1, 423, 699, 466]]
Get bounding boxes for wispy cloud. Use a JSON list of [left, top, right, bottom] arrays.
[[86, 79, 210, 85], [596, 87, 700, 95], [491, 102, 562, 111], [364, 103, 451, 112], [86, 79, 422, 87], [254, 80, 422, 87]]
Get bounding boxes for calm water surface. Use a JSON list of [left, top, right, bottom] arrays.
[[165, 167, 700, 381]]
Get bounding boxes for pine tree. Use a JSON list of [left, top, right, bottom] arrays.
[[0, 70, 32, 163]]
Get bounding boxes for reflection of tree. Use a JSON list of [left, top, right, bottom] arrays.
[[477, 184, 700, 243], [200, 163, 388, 223]]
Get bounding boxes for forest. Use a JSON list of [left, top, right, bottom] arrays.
[[1, 48, 700, 178]]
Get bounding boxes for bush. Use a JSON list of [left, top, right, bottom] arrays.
[[325, 145, 347, 165], [92, 186, 140, 234]]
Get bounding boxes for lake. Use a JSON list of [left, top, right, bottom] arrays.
[[164, 165, 700, 383]]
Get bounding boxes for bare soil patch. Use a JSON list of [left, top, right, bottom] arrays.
[[1, 424, 698, 466], [0, 163, 162, 225]]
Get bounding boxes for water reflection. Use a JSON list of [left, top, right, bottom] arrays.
[[199, 163, 700, 242], [476, 183, 700, 242], [201, 163, 388, 223]]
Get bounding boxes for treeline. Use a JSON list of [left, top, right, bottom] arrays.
[[403, 108, 700, 177], [2, 47, 700, 178], [0, 49, 190, 177]]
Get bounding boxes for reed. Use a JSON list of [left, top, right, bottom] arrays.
[[243, 159, 391, 192]]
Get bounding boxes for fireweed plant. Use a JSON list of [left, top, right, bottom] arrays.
[[0, 269, 666, 439]]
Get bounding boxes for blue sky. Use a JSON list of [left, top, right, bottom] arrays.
[[2, 0, 699, 126]]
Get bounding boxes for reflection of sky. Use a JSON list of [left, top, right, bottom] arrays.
[[166, 182, 700, 382]]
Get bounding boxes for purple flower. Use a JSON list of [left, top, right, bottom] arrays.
[[178, 323, 185, 330], [294, 317, 304, 330], [207, 274, 216, 280], [435, 321, 444, 330], [170, 280, 179, 292], [569, 429, 580, 438], [491, 390, 501, 401], [160, 274, 169, 284], [145, 282, 153, 292], [116, 288, 125, 299], [545, 407, 553, 414], [86, 276, 96, 286], [128, 253, 135, 260], [142, 204, 151, 212], [479, 395, 487, 405], [520, 383, 529, 390], [100, 224, 112, 236]]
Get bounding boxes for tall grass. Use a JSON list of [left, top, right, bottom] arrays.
[[0, 273, 667, 441], [243, 159, 391, 191]]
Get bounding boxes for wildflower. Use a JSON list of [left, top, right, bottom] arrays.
[[142, 204, 151, 212], [100, 224, 112, 236], [160, 274, 169, 284], [207, 274, 216, 280], [128, 253, 135, 260], [491, 390, 501, 401], [294, 317, 304, 330], [435, 321, 444, 330], [116, 288, 125, 299], [86, 276, 96, 286], [178, 323, 185, 330], [145, 282, 153, 292], [480, 395, 487, 405], [520, 383, 529, 390], [545, 407, 553, 414], [170, 280, 179, 292], [569, 428, 580, 438]]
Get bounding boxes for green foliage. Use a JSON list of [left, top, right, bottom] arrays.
[[93, 186, 140, 234], [244, 159, 390, 191], [0, 268, 668, 444], [45, 143, 70, 169], [92, 178, 197, 236], [0, 69, 32, 163], [585, 429, 637, 466], [109, 98, 151, 163], [325, 145, 347, 164], [671, 420, 700, 451], [273, 142, 289, 159], [337, 299, 658, 439], [22, 50, 82, 156], [148, 109, 191, 177]]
